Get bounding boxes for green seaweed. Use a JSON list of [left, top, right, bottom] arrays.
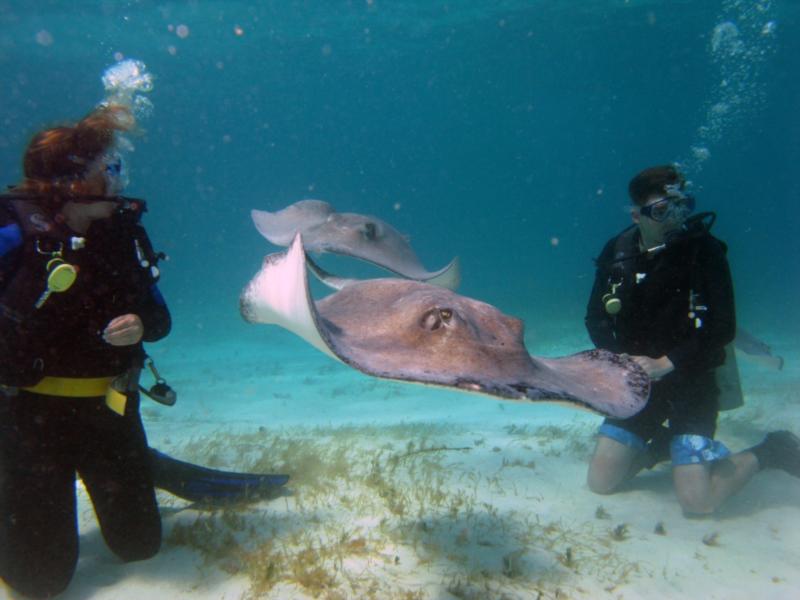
[[160, 423, 646, 599]]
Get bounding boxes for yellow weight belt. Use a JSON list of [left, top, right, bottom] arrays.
[[23, 376, 115, 397], [22, 376, 128, 415]]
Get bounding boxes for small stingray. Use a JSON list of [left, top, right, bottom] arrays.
[[735, 328, 784, 371], [251, 199, 460, 290], [240, 234, 649, 418]]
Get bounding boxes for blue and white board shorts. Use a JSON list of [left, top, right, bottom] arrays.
[[599, 423, 732, 466]]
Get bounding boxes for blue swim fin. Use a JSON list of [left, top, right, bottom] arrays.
[[149, 447, 289, 504]]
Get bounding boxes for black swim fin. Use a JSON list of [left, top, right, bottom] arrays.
[[149, 447, 289, 504]]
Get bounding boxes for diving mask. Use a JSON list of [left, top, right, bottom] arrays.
[[102, 151, 128, 195], [639, 194, 695, 223]]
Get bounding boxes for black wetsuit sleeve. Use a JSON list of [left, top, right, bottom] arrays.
[[139, 284, 171, 342], [585, 238, 620, 352], [0, 212, 34, 385], [0, 211, 23, 289], [666, 238, 736, 372]]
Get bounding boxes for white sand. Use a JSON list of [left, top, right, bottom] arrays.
[[3, 314, 798, 600]]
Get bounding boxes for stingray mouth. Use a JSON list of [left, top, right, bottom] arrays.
[[455, 380, 483, 393], [453, 379, 523, 398], [452, 379, 578, 404]]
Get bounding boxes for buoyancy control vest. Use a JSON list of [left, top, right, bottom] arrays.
[[597, 212, 743, 410], [0, 194, 164, 387]]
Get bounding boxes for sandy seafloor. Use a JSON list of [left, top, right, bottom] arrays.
[[4, 311, 798, 600]]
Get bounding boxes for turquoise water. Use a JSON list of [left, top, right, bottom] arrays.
[[2, 1, 798, 339], [1, 2, 799, 597]]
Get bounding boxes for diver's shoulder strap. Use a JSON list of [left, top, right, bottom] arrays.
[[594, 225, 639, 271], [611, 225, 638, 261]]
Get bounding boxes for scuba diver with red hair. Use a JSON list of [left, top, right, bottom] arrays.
[[0, 103, 286, 598]]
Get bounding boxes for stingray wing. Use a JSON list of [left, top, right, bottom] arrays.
[[239, 233, 337, 360], [306, 253, 460, 291], [252, 201, 460, 290], [251, 201, 333, 247]]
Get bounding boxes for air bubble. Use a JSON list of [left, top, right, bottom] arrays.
[[35, 30, 53, 46]]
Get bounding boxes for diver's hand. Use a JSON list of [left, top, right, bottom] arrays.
[[630, 355, 674, 380], [103, 314, 144, 346]]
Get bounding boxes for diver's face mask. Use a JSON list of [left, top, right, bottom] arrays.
[[83, 149, 128, 196], [102, 151, 129, 195], [639, 193, 695, 223]]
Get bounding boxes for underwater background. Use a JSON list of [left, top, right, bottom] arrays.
[[1, 2, 799, 598], [1, 0, 798, 347]]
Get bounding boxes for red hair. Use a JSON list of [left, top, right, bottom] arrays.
[[13, 104, 134, 199]]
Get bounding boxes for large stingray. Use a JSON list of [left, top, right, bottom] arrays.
[[251, 199, 460, 290], [240, 235, 649, 419]]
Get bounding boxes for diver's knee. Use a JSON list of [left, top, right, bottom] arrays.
[[1, 540, 77, 599], [117, 536, 161, 563], [587, 469, 620, 495], [587, 437, 640, 495], [676, 489, 716, 516], [680, 501, 716, 516], [587, 453, 631, 495], [108, 525, 161, 563], [673, 463, 719, 515], [1, 568, 73, 599]]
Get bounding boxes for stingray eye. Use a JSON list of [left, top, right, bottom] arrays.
[[420, 308, 443, 331], [419, 307, 454, 331], [362, 222, 377, 241]]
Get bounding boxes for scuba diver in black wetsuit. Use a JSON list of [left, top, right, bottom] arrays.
[[0, 105, 286, 599], [584, 165, 800, 516]]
